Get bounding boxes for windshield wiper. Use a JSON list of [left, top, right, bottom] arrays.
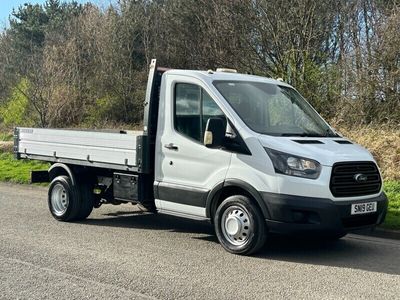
[[281, 133, 326, 137], [281, 130, 339, 138]]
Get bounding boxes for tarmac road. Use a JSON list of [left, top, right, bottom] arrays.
[[0, 182, 399, 299]]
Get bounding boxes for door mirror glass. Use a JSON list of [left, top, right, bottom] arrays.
[[203, 117, 225, 148]]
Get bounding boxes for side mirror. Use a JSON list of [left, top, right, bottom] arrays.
[[203, 117, 225, 148]]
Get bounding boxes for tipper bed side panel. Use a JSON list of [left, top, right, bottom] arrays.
[[16, 127, 140, 168]]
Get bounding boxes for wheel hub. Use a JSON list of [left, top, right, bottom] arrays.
[[225, 216, 242, 236], [221, 207, 252, 246], [51, 183, 69, 216]]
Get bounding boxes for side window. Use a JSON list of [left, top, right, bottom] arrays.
[[202, 91, 226, 135], [175, 83, 225, 143], [175, 83, 201, 141]]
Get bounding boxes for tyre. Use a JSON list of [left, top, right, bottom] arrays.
[[214, 195, 267, 255], [48, 175, 81, 221], [75, 182, 94, 220], [327, 232, 347, 240]]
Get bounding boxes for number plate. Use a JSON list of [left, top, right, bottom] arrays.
[[351, 202, 377, 215]]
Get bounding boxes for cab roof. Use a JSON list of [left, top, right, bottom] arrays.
[[164, 69, 292, 88]]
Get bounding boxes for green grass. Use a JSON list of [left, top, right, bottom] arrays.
[[0, 152, 49, 184], [382, 181, 400, 230], [0, 131, 13, 141], [0, 150, 399, 230]]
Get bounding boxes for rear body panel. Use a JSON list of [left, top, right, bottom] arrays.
[[15, 127, 141, 171]]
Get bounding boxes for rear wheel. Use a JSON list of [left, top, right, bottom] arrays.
[[214, 195, 267, 255], [75, 182, 94, 220], [48, 175, 80, 221]]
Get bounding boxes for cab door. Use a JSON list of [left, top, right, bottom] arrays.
[[155, 75, 232, 218]]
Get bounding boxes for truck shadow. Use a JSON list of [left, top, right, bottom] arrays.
[[257, 235, 400, 276], [82, 210, 400, 276], [84, 210, 216, 235]]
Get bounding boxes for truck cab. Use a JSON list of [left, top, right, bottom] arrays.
[[152, 65, 387, 253], [15, 60, 388, 255]]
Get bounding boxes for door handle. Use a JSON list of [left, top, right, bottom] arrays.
[[164, 143, 179, 150]]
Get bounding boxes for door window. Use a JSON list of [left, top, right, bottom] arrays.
[[201, 91, 226, 135], [175, 83, 225, 142]]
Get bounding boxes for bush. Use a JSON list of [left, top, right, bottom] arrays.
[[0, 79, 33, 127]]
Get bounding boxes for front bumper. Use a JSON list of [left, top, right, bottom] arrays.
[[262, 192, 388, 235]]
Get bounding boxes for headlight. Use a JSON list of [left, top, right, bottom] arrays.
[[264, 148, 321, 179]]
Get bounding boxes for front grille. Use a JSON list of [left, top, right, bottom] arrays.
[[342, 213, 378, 228], [330, 162, 381, 197]]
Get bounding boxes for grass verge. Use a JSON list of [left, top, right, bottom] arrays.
[[382, 181, 400, 230], [0, 130, 13, 141], [0, 152, 49, 184]]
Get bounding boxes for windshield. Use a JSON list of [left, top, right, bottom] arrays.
[[213, 81, 337, 137]]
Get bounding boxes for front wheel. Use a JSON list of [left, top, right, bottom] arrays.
[[214, 195, 267, 255], [326, 232, 347, 240]]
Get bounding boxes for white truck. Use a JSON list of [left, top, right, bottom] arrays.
[[14, 59, 387, 255]]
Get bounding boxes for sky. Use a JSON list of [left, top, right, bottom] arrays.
[[0, 0, 115, 28]]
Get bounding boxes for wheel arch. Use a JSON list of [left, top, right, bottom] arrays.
[[206, 179, 270, 221], [48, 163, 76, 186]]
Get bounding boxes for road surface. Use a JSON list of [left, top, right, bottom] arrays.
[[0, 183, 399, 299]]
